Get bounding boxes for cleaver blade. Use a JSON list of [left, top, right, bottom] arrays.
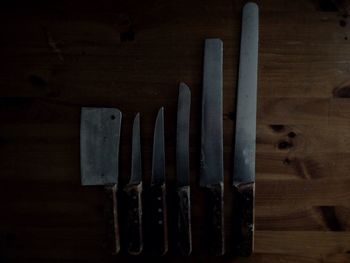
[[80, 107, 122, 186]]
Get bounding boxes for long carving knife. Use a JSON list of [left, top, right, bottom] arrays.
[[124, 113, 143, 255], [233, 2, 259, 256], [200, 38, 224, 256], [176, 83, 192, 255], [80, 107, 122, 255], [150, 107, 168, 255]]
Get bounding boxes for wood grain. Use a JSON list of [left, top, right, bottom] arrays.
[[1, 0, 350, 262]]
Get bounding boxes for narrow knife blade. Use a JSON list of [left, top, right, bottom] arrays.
[[233, 2, 259, 187], [176, 82, 192, 255], [176, 83, 191, 187], [125, 114, 143, 255], [150, 107, 168, 255], [200, 39, 224, 186], [130, 113, 142, 184], [80, 107, 122, 186], [151, 107, 165, 185]]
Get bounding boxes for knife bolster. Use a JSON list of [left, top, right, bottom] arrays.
[[150, 183, 168, 255], [104, 184, 120, 255], [206, 182, 225, 256], [124, 182, 143, 255], [176, 185, 192, 255], [234, 182, 254, 256]]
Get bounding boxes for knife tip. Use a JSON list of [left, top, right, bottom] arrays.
[[132, 112, 141, 129], [244, 2, 259, 13], [157, 107, 164, 116], [155, 107, 164, 129], [179, 82, 191, 94], [205, 38, 223, 46]]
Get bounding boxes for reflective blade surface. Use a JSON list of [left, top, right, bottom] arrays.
[[151, 107, 165, 185], [176, 83, 191, 187], [80, 107, 122, 186], [130, 113, 142, 184], [233, 2, 259, 186], [200, 39, 224, 186]]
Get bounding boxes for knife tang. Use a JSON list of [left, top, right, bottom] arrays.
[[204, 182, 224, 256], [150, 183, 168, 256], [124, 182, 143, 255], [104, 184, 120, 255], [176, 185, 192, 255], [233, 182, 254, 256]]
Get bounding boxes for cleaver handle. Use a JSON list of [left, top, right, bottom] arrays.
[[150, 183, 168, 256], [234, 182, 254, 256], [176, 185, 192, 256], [104, 184, 120, 255], [124, 182, 143, 255], [206, 182, 225, 256]]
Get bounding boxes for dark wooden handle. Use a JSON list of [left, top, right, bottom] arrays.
[[206, 182, 225, 256], [233, 182, 254, 256], [149, 183, 168, 256], [124, 182, 143, 255], [176, 185, 192, 256], [104, 184, 120, 255]]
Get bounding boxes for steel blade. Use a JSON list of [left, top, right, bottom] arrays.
[[151, 107, 165, 185], [233, 2, 259, 186], [176, 83, 191, 187], [200, 39, 224, 186], [80, 107, 122, 186], [130, 113, 142, 184]]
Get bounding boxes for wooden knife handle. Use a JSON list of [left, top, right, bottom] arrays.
[[234, 182, 254, 256], [124, 182, 143, 255], [149, 183, 168, 256], [176, 185, 192, 256], [104, 184, 120, 255], [206, 182, 225, 256]]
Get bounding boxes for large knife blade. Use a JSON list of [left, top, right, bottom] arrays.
[[124, 113, 143, 255], [80, 107, 122, 255], [150, 107, 168, 256], [200, 38, 224, 256], [176, 82, 192, 255], [233, 2, 259, 256]]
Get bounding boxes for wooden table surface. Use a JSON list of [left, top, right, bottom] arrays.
[[1, 0, 350, 262]]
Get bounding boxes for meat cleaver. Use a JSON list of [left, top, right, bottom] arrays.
[[80, 107, 122, 255]]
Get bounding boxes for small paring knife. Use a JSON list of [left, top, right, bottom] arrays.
[[124, 113, 143, 255], [150, 107, 168, 256], [80, 107, 122, 255]]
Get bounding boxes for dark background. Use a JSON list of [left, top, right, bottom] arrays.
[[1, 0, 350, 262]]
